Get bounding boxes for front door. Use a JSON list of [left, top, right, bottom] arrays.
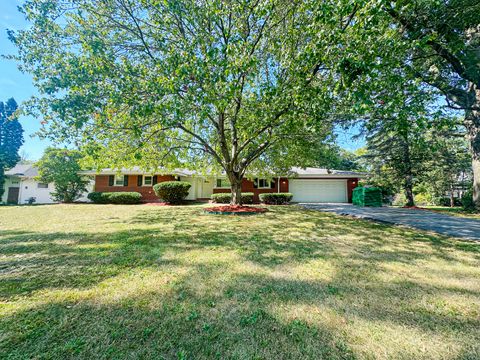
[[7, 187, 20, 204], [201, 178, 214, 198]]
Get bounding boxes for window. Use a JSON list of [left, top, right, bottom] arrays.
[[143, 176, 153, 186], [114, 175, 124, 186], [256, 178, 270, 189], [37, 183, 48, 189], [215, 178, 231, 188]]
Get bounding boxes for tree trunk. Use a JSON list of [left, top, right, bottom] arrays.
[[405, 176, 415, 207], [450, 184, 455, 208], [230, 176, 243, 206], [465, 85, 480, 211], [402, 139, 415, 207], [0, 167, 4, 200]]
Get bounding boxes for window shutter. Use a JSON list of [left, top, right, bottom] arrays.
[[123, 175, 129, 186], [153, 175, 158, 185], [271, 180, 275, 189], [137, 175, 143, 186], [253, 178, 258, 189], [108, 175, 114, 186]]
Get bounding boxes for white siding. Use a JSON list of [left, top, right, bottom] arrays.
[[180, 177, 197, 200], [1, 176, 21, 203], [18, 178, 56, 204], [77, 179, 95, 202]]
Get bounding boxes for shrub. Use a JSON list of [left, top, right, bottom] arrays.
[[87, 192, 107, 204], [153, 181, 191, 204], [432, 196, 462, 207], [87, 192, 142, 204], [392, 193, 407, 207], [259, 193, 293, 205], [106, 192, 142, 204], [461, 190, 475, 211], [241, 192, 254, 204], [210, 192, 254, 204], [211, 193, 231, 203], [413, 193, 432, 206]]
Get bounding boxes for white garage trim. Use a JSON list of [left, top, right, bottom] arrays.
[[290, 179, 348, 203]]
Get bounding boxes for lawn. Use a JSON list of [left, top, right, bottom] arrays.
[[421, 206, 480, 219], [0, 204, 479, 360]]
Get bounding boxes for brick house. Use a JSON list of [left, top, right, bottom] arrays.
[[82, 167, 364, 203]]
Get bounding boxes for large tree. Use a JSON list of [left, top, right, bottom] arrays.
[[307, 0, 480, 208], [363, 116, 433, 207], [0, 98, 24, 200], [356, 0, 480, 210], [36, 148, 89, 203], [380, 0, 480, 208], [424, 133, 471, 207], [9, 0, 357, 204]]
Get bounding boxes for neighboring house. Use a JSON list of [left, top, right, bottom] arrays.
[[1, 164, 93, 205], [1, 164, 54, 204], [81, 167, 364, 203]]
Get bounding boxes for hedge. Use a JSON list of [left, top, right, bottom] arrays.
[[87, 192, 142, 204], [211, 192, 254, 204], [461, 190, 475, 211], [153, 181, 191, 204], [259, 193, 293, 205]]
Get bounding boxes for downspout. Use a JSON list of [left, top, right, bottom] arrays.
[[278, 177, 280, 193]]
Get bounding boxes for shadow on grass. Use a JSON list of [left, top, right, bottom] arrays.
[[1, 206, 479, 359], [1, 206, 479, 299]]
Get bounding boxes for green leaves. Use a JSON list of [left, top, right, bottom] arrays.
[[36, 148, 89, 203], [12, 0, 352, 181], [0, 98, 23, 200]]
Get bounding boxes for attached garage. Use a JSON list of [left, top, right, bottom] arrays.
[[290, 179, 348, 203]]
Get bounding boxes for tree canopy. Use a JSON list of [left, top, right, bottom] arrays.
[[9, 0, 365, 204], [0, 98, 23, 200], [383, 0, 480, 208]]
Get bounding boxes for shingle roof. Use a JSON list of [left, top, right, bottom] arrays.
[[289, 167, 365, 177], [5, 164, 39, 177], [80, 166, 366, 178]]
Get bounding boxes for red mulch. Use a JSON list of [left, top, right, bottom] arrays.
[[204, 205, 267, 213], [143, 202, 170, 206], [402, 206, 423, 210]]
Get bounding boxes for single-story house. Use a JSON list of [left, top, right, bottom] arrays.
[[81, 167, 364, 203], [1, 164, 92, 205], [1, 164, 54, 204]]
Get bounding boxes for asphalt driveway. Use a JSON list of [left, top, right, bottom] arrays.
[[300, 203, 480, 241]]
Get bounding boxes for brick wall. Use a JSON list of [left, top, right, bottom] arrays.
[[213, 177, 289, 202], [94, 175, 176, 201], [347, 178, 359, 203]]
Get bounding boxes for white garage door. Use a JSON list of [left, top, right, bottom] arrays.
[[290, 179, 347, 203]]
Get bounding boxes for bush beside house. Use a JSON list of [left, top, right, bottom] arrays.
[[461, 190, 475, 211], [153, 181, 191, 204], [211, 192, 254, 204], [259, 193, 293, 205], [87, 192, 142, 204]]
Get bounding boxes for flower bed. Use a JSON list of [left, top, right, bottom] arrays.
[[204, 205, 267, 215], [143, 202, 170, 206]]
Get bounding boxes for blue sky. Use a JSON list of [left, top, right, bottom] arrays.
[[0, 1, 363, 161], [1, 0, 52, 160]]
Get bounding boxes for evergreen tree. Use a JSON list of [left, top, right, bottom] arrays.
[[0, 98, 24, 200], [364, 117, 432, 207]]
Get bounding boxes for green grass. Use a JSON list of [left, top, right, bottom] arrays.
[[421, 206, 480, 219], [0, 204, 479, 360]]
